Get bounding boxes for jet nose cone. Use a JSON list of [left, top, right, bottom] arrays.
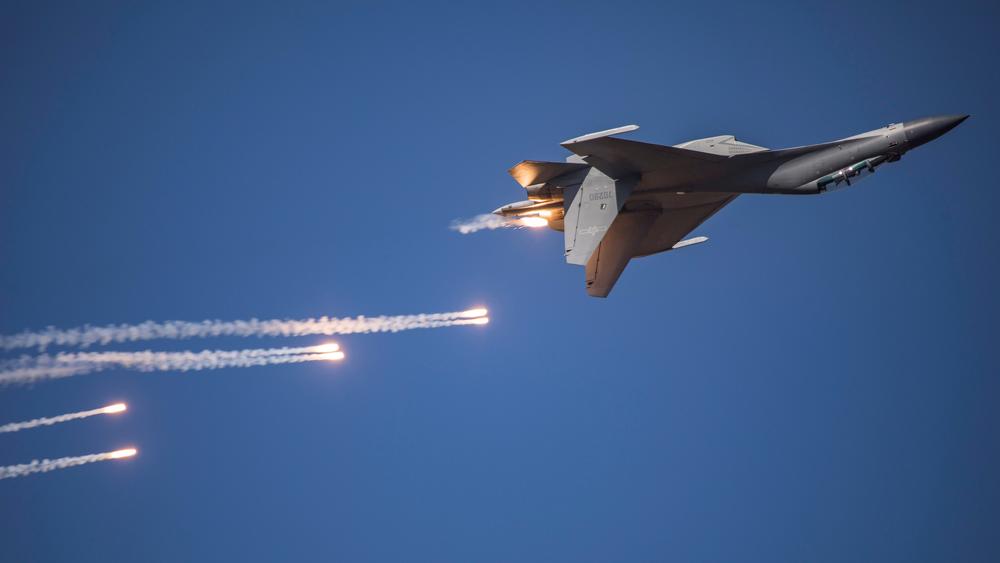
[[903, 114, 969, 149]]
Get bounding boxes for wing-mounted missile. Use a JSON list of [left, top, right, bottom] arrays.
[[814, 155, 890, 192]]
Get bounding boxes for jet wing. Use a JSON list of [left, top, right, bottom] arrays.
[[562, 136, 726, 180], [585, 193, 737, 297], [563, 129, 874, 186]]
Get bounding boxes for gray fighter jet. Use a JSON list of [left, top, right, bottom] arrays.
[[492, 115, 968, 297]]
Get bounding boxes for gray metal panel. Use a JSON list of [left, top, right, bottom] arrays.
[[674, 135, 768, 155], [582, 192, 736, 297], [629, 192, 738, 257], [584, 211, 659, 298], [495, 114, 969, 298], [563, 168, 635, 266], [562, 136, 726, 180]]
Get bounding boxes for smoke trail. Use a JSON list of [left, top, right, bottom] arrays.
[[0, 403, 126, 433], [0, 309, 489, 351], [0, 448, 136, 480], [0, 344, 346, 385], [450, 214, 513, 234]]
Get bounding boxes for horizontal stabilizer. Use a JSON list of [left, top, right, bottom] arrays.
[[508, 160, 590, 188], [585, 211, 658, 297]]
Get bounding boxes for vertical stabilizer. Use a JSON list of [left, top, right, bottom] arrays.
[[562, 168, 636, 265]]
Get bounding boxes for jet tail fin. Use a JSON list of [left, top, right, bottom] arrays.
[[563, 168, 636, 265]]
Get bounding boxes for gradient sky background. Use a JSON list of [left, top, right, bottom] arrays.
[[1, 2, 997, 561]]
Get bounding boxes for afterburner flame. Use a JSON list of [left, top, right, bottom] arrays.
[[459, 308, 488, 318], [102, 403, 127, 414], [468, 317, 489, 325], [519, 217, 548, 228], [311, 343, 341, 354], [109, 448, 137, 459]]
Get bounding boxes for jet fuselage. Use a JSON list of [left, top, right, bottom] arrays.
[[488, 115, 968, 297], [635, 115, 967, 196]]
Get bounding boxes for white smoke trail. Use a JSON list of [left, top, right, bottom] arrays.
[[450, 214, 514, 234], [0, 448, 136, 480], [0, 403, 126, 433], [0, 309, 489, 351], [0, 344, 346, 385]]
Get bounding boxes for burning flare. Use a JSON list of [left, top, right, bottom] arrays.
[[0, 402, 129, 433], [308, 351, 346, 362], [109, 448, 137, 459], [0, 447, 137, 480], [1, 309, 490, 351], [459, 308, 488, 319], [0, 344, 347, 385]]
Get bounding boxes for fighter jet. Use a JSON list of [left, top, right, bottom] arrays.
[[492, 115, 968, 297]]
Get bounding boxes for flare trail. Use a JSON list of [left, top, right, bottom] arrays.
[[0, 309, 488, 351], [0, 344, 345, 385], [0, 448, 137, 480], [0, 403, 126, 433]]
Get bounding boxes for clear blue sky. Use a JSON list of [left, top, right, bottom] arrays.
[[1, 1, 997, 561]]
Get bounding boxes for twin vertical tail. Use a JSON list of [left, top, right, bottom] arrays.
[[499, 126, 643, 265]]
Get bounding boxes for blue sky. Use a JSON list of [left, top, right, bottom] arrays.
[[1, 1, 997, 561]]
